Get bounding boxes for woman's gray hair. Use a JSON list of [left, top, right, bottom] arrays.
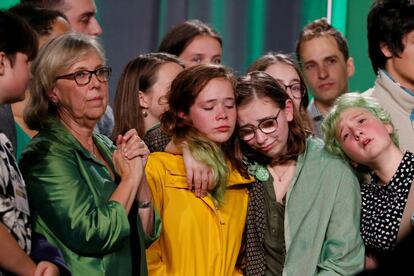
[[25, 32, 106, 130]]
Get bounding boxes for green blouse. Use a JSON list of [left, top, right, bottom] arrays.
[[263, 172, 285, 276], [19, 118, 161, 276]]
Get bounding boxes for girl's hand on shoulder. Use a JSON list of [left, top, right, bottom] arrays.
[[182, 145, 213, 197]]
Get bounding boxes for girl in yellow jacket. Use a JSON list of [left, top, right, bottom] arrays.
[[145, 64, 255, 276]]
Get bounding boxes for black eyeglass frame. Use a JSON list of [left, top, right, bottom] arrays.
[[238, 110, 281, 141], [55, 66, 112, 86], [277, 81, 306, 99]]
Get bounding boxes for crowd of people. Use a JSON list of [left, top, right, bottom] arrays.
[[0, 0, 413, 275]]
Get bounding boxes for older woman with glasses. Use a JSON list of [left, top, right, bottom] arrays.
[[19, 33, 161, 276], [248, 52, 313, 134]]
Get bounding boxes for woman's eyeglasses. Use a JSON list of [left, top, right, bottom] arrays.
[[55, 66, 112, 86]]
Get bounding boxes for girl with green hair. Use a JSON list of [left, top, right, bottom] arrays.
[[322, 92, 414, 269], [144, 64, 254, 275]]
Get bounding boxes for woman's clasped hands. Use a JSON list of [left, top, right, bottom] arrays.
[[113, 129, 149, 183]]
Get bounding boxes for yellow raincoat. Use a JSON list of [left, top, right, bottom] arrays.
[[145, 152, 254, 276]]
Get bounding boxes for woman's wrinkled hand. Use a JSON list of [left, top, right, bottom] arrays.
[[113, 132, 147, 182], [120, 129, 150, 163]]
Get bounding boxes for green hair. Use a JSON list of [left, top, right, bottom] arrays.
[[322, 93, 398, 170], [180, 130, 228, 207]]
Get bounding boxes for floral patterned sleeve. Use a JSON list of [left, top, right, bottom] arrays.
[[0, 134, 31, 254]]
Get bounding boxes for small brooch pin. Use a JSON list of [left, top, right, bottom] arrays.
[[244, 158, 269, 182]]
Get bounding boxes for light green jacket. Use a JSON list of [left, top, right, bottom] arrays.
[[247, 138, 364, 275], [20, 119, 161, 276], [283, 138, 364, 275]]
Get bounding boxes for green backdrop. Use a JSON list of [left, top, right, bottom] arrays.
[[0, 0, 18, 8], [301, 0, 375, 93], [1, 0, 375, 93]]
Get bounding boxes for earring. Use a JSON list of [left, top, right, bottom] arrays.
[[142, 110, 148, 118]]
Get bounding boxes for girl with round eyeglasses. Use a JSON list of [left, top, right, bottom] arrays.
[[248, 52, 313, 134], [179, 71, 364, 275], [235, 71, 364, 275]]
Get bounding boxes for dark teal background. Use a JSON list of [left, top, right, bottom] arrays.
[[0, 0, 376, 102]]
